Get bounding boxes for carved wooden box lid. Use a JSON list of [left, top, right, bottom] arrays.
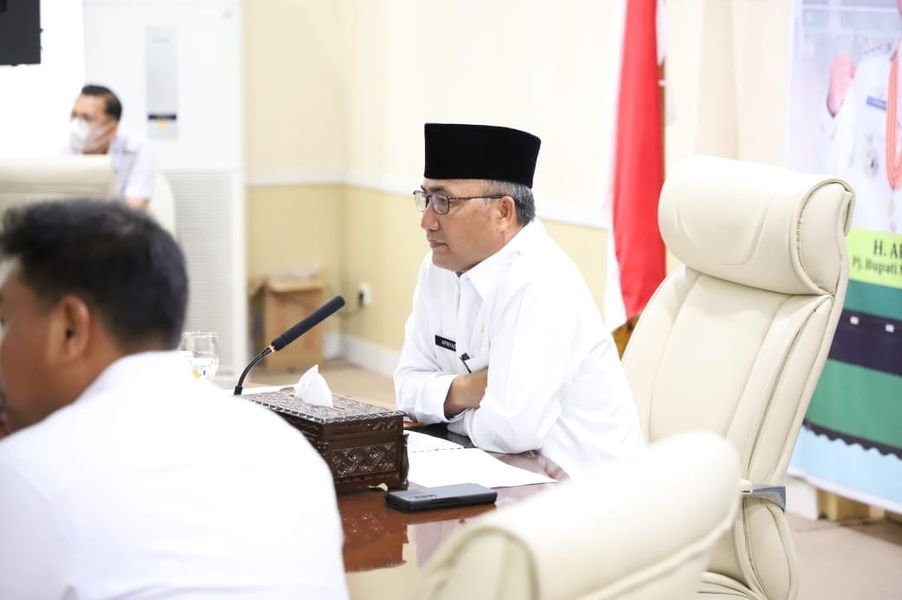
[[246, 390, 404, 440]]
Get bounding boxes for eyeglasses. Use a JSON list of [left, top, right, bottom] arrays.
[[413, 190, 505, 216]]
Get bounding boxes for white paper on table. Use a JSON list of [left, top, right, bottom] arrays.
[[406, 430, 465, 453], [407, 447, 555, 489]]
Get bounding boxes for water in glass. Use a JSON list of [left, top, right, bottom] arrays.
[[179, 331, 220, 381]]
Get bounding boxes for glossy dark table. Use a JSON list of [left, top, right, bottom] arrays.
[[338, 429, 565, 597]]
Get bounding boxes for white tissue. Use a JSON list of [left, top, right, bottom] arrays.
[[293, 365, 334, 408]]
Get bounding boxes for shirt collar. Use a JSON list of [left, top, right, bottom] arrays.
[[77, 350, 195, 401], [461, 219, 543, 300], [107, 133, 135, 154]]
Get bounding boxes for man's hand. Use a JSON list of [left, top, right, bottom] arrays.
[[827, 54, 856, 117], [443, 369, 487, 419]]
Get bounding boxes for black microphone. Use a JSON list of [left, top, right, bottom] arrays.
[[233, 294, 346, 395]]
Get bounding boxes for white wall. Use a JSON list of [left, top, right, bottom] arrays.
[[0, 0, 85, 158]]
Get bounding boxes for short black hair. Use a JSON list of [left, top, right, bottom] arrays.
[[485, 180, 536, 225], [80, 84, 123, 121], [0, 200, 188, 349]]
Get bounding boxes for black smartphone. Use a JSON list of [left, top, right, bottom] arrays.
[[385, 483, 498, 512]]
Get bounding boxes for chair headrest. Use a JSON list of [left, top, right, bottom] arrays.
[[658, 156, 854, 295]]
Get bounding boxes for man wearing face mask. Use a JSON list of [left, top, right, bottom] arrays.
[[66, 84, 154, 210]]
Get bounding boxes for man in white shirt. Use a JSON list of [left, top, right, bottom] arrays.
[[0, 200, 347, 599], [394, 123, 644, 477], [67, 84, 155, 209]]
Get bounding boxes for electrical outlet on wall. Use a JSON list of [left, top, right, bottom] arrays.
[[358, 282, 372, 308]]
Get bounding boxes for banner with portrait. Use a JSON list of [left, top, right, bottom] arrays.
[[786, 0, 902, 511]]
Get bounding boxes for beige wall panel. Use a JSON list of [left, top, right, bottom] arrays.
[[337, 1, 421, 182], [340, 187, 426, 350], [338, 0, 622, 213], [542, 220, 608, 318], [245, 184, 344, 294], [243, 0, 346, 176]]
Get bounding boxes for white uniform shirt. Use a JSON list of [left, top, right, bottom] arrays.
[[64, 132, 155, 201], [825, 43, 901, 233], [0, 351, 348, 600], [108, 133, 155, 200], [395, 220, 644, 477]]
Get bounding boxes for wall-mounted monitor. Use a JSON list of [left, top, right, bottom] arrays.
[[0, 0, 41, 66]]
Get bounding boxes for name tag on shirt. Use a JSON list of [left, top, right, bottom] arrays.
[[434, 335, 456, 352], [867, 96, 887, 111]]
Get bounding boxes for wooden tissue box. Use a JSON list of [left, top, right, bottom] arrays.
[[246, 391, 408, 490]]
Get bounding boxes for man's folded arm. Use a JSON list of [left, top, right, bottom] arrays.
[[394, 308, 457, 424], [455, 289, 573, 453], [395, 368, 457, 425], [444, 369, 487, 418]]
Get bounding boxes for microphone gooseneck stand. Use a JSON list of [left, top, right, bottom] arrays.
[[233, 346, 273, 396], [233, 294, 346, 396]]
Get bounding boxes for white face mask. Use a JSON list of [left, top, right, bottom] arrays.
[[69, 118, 91, 153], [69, 117, 112, 154]]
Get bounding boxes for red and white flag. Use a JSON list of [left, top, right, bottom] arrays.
[[604, 0, 666, 329]]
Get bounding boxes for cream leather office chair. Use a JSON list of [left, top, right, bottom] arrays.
[[0, 155, 116, 209], [414, 432, 740, 600], [148, 171, 177, 236], [622, 156, 854, 600]]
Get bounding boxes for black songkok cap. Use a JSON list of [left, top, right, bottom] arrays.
[[423, 123, 541, 189]]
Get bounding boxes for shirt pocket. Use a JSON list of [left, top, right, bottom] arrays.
[[461, 352, 489, 373]]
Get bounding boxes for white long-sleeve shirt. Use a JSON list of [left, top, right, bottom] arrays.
[[64, 132, 155, 201], [107, 133, 155, 200], [395, 220, 644, 477], [0, 351, 348, 600]]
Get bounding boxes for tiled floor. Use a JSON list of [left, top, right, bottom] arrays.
[[790, 513, 902, 599], [248, 360, 902, 599]]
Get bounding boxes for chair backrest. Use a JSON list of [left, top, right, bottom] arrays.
[[147, 171, 177, 236], [622, 156, 853, 599], [0, 155, 116, 210], [414, 432, 740, 600]]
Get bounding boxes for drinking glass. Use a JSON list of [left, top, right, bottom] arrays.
[[179, 331, 220, 381]]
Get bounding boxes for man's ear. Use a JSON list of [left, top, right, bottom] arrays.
[[104, 121, 119, 145], [49, 295, 92, 362], [495, 195, 518, 230]]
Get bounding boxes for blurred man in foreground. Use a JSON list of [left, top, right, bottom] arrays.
[[0, 200, 347, 599]]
